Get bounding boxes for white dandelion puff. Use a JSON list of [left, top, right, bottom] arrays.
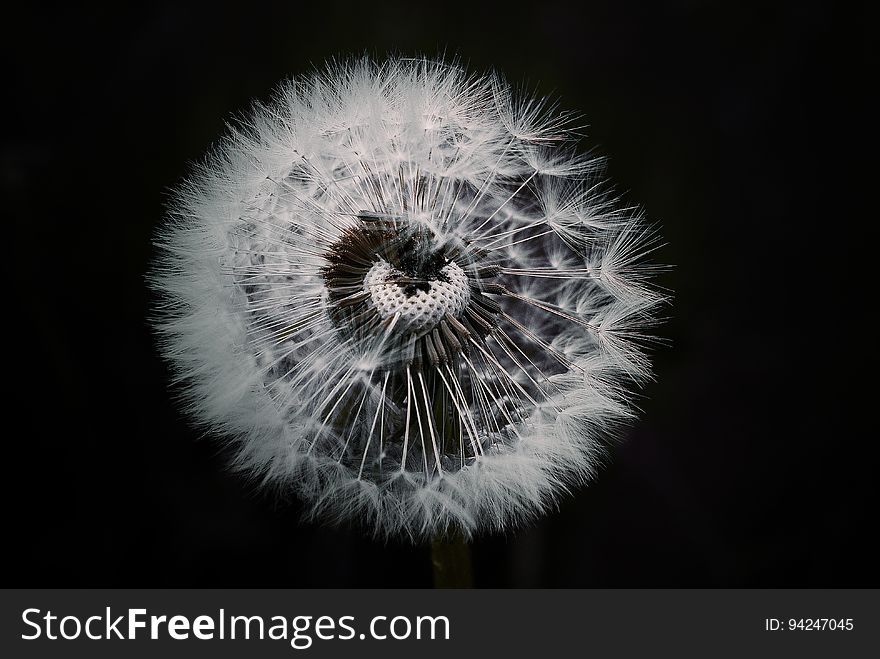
[[149, 56, 668, 541]]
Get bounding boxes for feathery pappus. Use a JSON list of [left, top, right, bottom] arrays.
[[150, 56, 667, 541]]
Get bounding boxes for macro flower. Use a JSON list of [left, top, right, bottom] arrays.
[[150, 56, 666, 541]]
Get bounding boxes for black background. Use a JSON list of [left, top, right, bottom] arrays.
[[5, 1, 873, 587]]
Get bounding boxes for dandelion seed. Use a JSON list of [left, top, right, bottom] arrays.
[[149, 56, 668, 541]]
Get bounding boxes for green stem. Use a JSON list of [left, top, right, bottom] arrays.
[[430, 532, 473, 588]]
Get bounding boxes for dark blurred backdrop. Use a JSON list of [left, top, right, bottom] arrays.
[[4, 1, 874, 586]]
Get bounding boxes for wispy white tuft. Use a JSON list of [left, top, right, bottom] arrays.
[[149, 56, 668, 541]]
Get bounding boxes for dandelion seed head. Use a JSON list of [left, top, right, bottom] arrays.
[[149, 55, 667, 541]]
